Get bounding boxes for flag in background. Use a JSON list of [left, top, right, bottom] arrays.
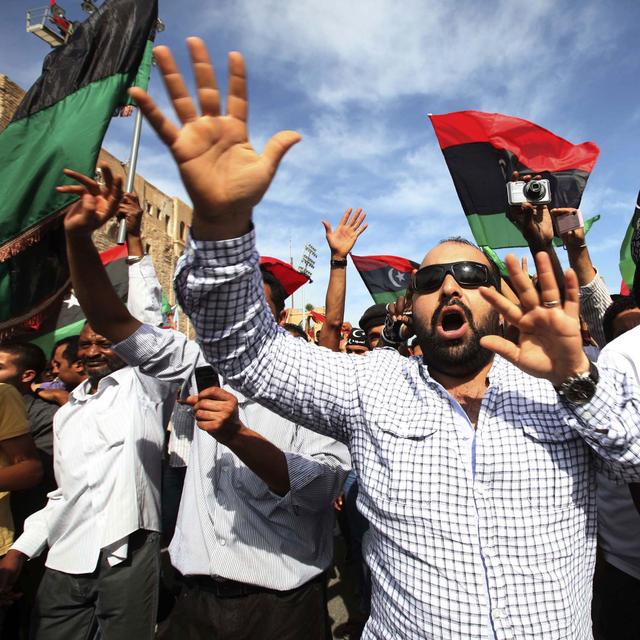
[[0, 0, 158, 338], [259, 256, 310, 296], [351, 254, 419, 304], [619, 190, 640, 292], [429, 110, 600, 249], [29, 244, 128, 356]]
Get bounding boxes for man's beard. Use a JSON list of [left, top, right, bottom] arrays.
[[83, 358, 123, 386], [415, 297, 500, 377]]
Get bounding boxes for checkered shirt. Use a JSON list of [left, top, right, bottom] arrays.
[[174, 229, 640, 640]]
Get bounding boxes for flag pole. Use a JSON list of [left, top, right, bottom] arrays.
[[116, 106, 144, 244]]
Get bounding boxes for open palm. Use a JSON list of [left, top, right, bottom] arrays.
[[479, 252, 589, 387], [322, 208, 368, 259], [129, 39, 301, 222]]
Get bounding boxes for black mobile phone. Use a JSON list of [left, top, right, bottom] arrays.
[[194, 366, 220, 392]]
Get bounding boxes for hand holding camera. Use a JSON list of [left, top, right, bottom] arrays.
[[506, 172, 555, 250]]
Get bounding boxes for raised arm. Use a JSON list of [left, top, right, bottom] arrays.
[[57, 166, 141, 343], [121, 192, 164, 326], [551, 208, 612, 347], [132, 39, 360, 442], [319, 208, 367, 351], [507, 172, 566, 298]]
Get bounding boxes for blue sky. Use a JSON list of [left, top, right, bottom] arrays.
[[3, 0, 640, 323]]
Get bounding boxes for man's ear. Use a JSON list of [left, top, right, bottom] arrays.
[[72, 359, 85, 373], [21, 369, 37, 385], [277, 309, 288, 326]]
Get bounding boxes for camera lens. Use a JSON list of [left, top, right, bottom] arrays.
[[523, 180, 546, 202]]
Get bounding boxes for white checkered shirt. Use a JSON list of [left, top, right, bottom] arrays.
[[175, 229, 640, 640]]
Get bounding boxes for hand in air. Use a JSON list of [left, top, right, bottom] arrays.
[[479, 251, 589, 386], [507, 171, 554, 249], [322, 208, 368, 260], [129, 38, 301, 228], [57, 165, 123, 237]]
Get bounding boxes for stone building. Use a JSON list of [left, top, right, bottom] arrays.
[[0, 73, 193, 333]]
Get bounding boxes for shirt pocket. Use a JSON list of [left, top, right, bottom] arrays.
[[375, 417, 440, 506], [519, 414, 591, 512]]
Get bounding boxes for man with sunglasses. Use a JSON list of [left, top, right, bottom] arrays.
[[133, 40, 640, 640]]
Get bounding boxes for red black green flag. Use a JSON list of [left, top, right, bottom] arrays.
[[619, 191, 640, 294], [0, 0, 158, 338], [351, 254, 419, 304], [259, 256, 310, 296], [28, 244, 128, 356], [429, 110, 600, 249]]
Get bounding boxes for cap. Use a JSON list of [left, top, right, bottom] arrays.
[[359, 303, 387, 333]]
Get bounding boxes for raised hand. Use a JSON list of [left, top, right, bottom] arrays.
[[507, 172, 554, 250], [322, 208, 368, 259], [479, 251, 590, 387], [119, 193, 144, 237], [128, 38, 301, 237], [57, 165, 123, 237]]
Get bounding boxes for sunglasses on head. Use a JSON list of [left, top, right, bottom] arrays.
[[412, 261, 496, 293]]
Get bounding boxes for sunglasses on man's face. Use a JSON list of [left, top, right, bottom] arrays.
[[412, 261, 495, 293]]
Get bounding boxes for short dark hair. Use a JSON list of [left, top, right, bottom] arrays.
[[283, 323, 309, 341], [260, 266, 287, 317], [602, 295, 640, 343], [53, 336, 80, 365], [437, 237, 502, 292], [0, 341, 47, 377]]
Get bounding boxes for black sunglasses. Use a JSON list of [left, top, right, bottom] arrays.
[[412, 261, 495, 293]]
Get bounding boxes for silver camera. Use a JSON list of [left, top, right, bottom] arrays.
[[506, 179, 551, 206]]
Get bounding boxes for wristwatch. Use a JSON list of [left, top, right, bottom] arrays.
[[555, 362, 599, 405], [330, 258, 348, 269], [125, 254, 146, 265]]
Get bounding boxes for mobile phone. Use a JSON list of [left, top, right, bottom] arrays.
[[194, 366, 220, 392], [553, 209, 584, 236]]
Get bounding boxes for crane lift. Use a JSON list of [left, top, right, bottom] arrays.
[[26, 1, 99, 48]]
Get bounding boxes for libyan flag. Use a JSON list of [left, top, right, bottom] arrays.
[[429, 110, 600, 249], [28, 245, 173, 357], [28, 244, 128, 356], [259, 256, 310, 296], [0, 0, 157, 338], [351, 254, 419, 304], [619, 191, 640, 294]]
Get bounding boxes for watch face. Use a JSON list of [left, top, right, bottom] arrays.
[[565, 378, 597, 404]]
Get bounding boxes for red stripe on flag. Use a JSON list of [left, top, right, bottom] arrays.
[[259, 256, 309, 296], [429, 111, 599, 173], [351, 254, 418, 273], [99, 244, 128, 265], [309, 310, 326, 324]]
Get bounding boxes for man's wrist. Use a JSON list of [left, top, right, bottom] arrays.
[[330, 251, 348, 261], [191, 208, 252, 241]]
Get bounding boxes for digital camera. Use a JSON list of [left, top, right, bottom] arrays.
[[506, 179, 552, 206]]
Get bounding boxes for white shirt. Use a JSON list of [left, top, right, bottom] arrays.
[[174, 229, 640, 640], [115, 324, 351, 590], [12, 364, 179, 572], [596, 325, 640, 579]]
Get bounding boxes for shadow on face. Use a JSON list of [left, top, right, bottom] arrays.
[[77, 324, 126, 387]]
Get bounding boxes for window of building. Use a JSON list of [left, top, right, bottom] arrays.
[[179, 221, 186, 240]]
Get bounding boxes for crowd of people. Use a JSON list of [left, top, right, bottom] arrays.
[[0, 36, 639, 640]]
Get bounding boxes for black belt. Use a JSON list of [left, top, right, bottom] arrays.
[[181, 572, 324, 599]]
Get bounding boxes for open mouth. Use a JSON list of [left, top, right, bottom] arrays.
[[436, 306, 469, 340]]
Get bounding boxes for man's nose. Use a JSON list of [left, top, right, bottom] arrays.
[[440, 273, 461, 299], [85, 344, 101, 357]]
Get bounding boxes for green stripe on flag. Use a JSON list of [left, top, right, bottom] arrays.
[[30, 318, 86, 359], [467, 212, 600, 251], [371, 290, 408, 304], [0, 73, 134, 247], [123, 39, 154, 107]]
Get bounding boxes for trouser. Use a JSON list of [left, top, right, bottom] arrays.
[[158, 573, 330, 640], [593, 559, 640, 640], [30, 529, 160, 640]]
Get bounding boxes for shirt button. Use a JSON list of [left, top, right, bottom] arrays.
[[493, 609, 506, 620], [219, 539, 226, 547]]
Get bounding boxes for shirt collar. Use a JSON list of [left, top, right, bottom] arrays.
[[70, 366, 132, 403]]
